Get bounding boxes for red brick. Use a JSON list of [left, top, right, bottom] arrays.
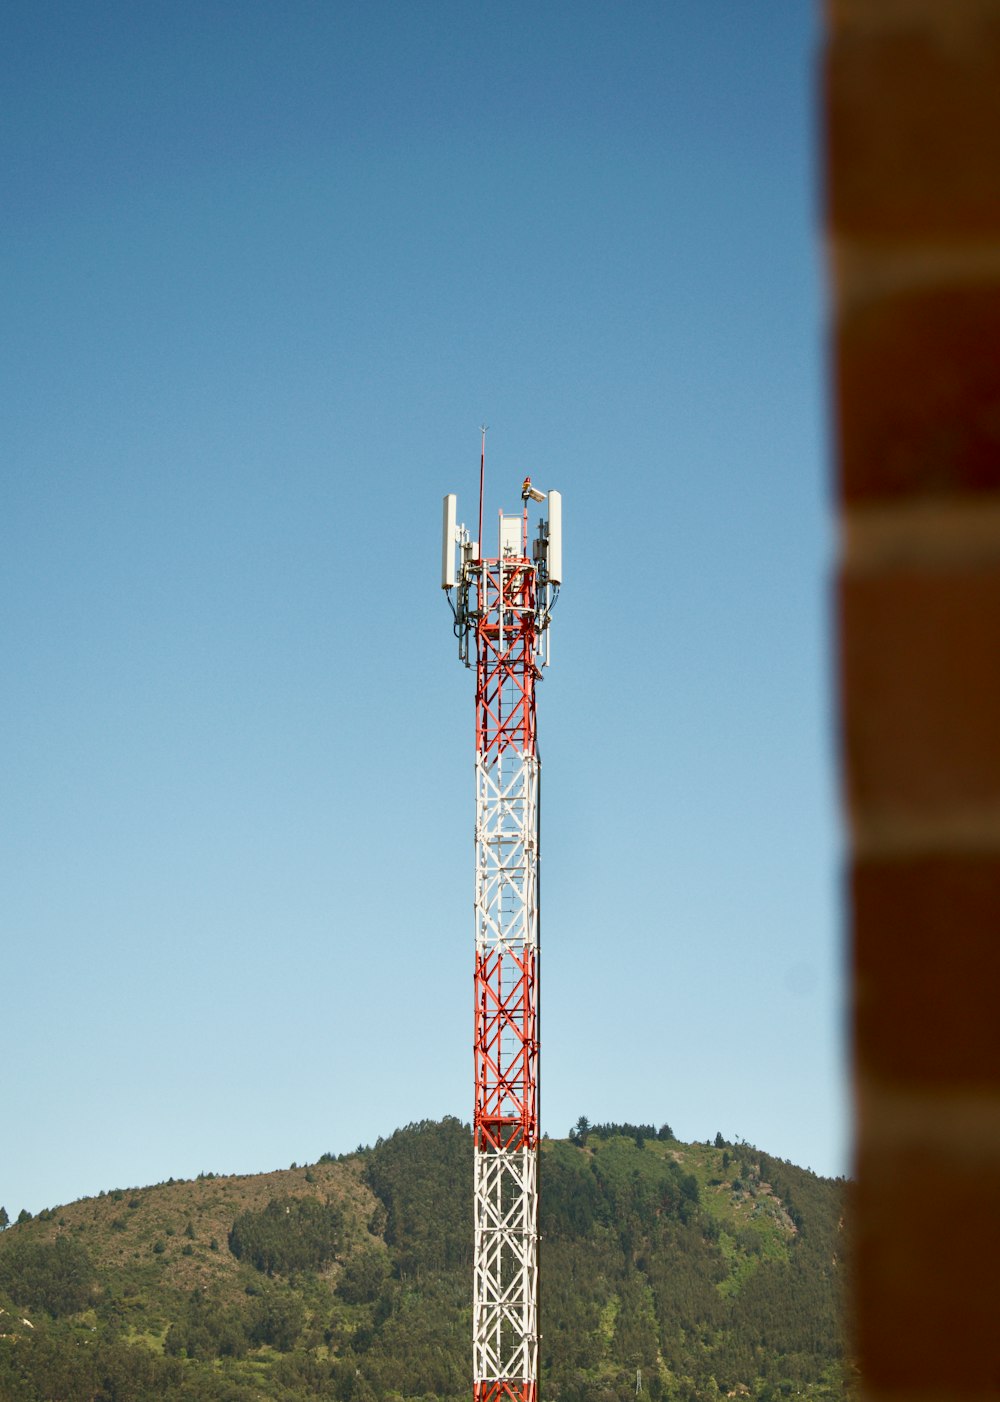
[[854, 854, 1000, 1085], [828, 19, 1000, 243], [837, 284, 1000, 504], [855, 1129, 1000, 1389], [841, 563, 1000, 815]]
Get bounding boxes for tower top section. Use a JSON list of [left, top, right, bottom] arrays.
[[441, 453, 562, 672]]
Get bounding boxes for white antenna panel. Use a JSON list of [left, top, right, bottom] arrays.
[[500, 515, 521, 556], [442, 494, 458, 589], [547, 490, 562, 584]]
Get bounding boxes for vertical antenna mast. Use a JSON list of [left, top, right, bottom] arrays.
[[442, 448, 562, 1402], [479, 424, 487, 562]]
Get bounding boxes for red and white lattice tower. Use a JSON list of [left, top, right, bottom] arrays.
[[442, 434, 562, 1402]]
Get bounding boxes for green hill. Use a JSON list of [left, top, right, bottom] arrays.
[[0, 1120, 854, 1402]]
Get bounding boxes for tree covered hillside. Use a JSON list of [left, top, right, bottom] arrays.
[[0, 1120, 854, 1401]]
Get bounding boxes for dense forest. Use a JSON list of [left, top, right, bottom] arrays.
[[0, 1120, 854, 1401]]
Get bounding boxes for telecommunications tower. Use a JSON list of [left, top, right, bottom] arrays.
[[442, 432, 562, 1402]]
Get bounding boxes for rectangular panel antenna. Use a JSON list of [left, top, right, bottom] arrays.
[[547, 491, 563, 584], [500, 514, 521, 557], [442, 494, 458, 589]]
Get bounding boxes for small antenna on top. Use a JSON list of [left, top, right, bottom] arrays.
[[478, 424, 487, 555]]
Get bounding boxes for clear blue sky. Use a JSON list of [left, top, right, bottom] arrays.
[[3, 2, 845, 1217]]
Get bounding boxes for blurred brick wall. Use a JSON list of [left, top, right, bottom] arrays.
[[827, 0, 1000, 1396]]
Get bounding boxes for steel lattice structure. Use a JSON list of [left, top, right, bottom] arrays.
[[443, 450, 561, 1402]]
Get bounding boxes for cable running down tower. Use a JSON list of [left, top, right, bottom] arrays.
[[442, 438, 562, 1402]]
